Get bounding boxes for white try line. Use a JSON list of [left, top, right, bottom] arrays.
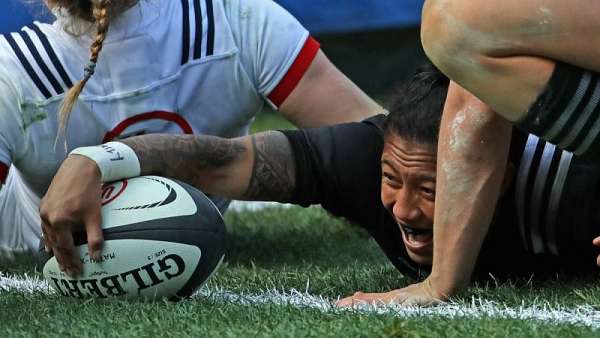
[[1, 273, 600, 329], [228, 201, 291, 212]]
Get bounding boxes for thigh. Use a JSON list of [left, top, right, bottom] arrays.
[[441, 0, 600, 72]]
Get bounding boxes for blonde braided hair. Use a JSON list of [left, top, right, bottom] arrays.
[[56, 0, 112, 144]]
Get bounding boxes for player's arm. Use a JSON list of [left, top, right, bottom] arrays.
[[230, 0, 383, 127], [384, 83, 513, 305], [276, 49, 383, 128], [336, 84, 513, 307], [121, 133, 296, 202], [39, 132, 297, 275]]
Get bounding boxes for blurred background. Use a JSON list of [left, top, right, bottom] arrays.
[[0, 0, 427, 127]]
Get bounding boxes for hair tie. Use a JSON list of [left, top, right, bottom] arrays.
[[84, 61, 97, 79]]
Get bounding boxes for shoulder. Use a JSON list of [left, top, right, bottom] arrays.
[[0, 33, 26, 109], [222, 0, 308, 53], [0, 23, 76, 102], [283, 115, 385, 157], [222, 0, 296, 26], [222, 1, 308, 63], [282, 117, 384, 208]]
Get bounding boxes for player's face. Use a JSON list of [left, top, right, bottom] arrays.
[[380, 134, 436, 266]]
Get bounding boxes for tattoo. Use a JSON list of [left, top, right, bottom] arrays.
[[244, 132, 296, 201], [122, 134, 246, 184], [121, 132, 296, 202]]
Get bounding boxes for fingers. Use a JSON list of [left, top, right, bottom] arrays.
[[40, 220, 52, 253], [335, 293, 367, 308], [334, 297, 353, 308], [84, 210, 104, 262], [335, 288, 443, 308], [335, 291, 387, 308], [53, 228, 81, 276]]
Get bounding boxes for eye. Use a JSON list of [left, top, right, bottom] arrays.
[[421, 187, 435, 199], [382, 172, 402, 188]]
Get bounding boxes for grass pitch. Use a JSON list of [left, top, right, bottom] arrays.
[[2, 115, 600, 337], [1, 206, 600, 337]]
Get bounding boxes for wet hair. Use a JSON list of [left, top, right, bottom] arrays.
[[54, 0, 137, 143], [383, 62, 450, 150]]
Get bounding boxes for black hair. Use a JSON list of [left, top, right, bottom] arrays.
[[383, 62, 450, 149]]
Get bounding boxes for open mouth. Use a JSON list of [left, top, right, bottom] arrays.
[[398, 223, 433, 254]]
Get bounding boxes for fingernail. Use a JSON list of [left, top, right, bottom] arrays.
[[91, 250, 101, 262]]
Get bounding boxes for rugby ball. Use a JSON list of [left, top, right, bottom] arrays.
[[43, 176, 226, 300]]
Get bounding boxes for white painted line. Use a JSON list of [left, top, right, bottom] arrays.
[[228, 201, 292, 212], [201, 287, 600, 329], [0, 273, 52, 294], [1, 273, 599, 329]]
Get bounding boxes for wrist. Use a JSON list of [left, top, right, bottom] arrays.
[[69, 154, 102, 179], [70, 142, 141, 183], [427, 271, 470, 299]]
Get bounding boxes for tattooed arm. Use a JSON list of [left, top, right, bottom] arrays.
[[121, 132, 296, 202], [39, 132, 296, 274]]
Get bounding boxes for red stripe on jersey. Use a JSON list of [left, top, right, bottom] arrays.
[[268, 36, 321, 108], [103, 111, 194, 143], [0, 162, 8, 184]]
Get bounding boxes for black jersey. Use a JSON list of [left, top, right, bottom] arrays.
[[281, 115, 600, 280]]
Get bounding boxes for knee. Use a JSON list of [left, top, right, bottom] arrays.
[[421, 0, 491, 79]]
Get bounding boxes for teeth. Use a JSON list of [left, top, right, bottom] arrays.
[[407, 233, 432, 243]]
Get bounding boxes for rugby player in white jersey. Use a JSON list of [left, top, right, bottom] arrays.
[[0, 0, 382, 260]]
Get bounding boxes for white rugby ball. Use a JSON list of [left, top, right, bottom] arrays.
[[43, 176, 226, 300]]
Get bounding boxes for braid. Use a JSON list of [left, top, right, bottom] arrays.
[[56, 0, 112, 146], [89, 1, 111, 64]]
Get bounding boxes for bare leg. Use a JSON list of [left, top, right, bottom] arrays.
[[405, 0, 600, 302], [422, 0, 600, 121]]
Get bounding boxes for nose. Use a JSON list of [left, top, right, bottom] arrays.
[[392, 188, 422, 224]]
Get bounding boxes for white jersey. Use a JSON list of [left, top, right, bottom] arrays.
[[0, 0, 320, 253]]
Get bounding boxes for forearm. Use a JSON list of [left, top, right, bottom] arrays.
[[119, 132, 296, 202], [120, 134, 247, 195], [430, 83, 512, 296]]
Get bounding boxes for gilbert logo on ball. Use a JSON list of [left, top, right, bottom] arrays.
[[43, 176, 226, 300]]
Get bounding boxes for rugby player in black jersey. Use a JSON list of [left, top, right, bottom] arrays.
[[41, 64, 600, 306], [416, 0, 600, 306]]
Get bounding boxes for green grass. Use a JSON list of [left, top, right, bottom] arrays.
[[2, 206, 600, 337], [2, 116, 600, 336], [1, 293, 597, 338], [251, 110, 295, 134]]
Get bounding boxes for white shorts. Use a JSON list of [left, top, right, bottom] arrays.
[[0, 167, 42, 257]]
